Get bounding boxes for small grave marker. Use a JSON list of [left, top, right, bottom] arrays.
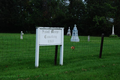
[[67, 27, 71, 36], [20, 31, 24, 39], [88, 35, 90, 41]]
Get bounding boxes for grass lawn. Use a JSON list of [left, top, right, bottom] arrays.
[[0, 33, 120, 80]]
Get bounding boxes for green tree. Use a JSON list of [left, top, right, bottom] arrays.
[[0, 0, 120, 36], [84, 0, 116, 36]]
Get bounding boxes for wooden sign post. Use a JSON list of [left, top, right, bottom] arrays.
[[35, 27, 64, 68]]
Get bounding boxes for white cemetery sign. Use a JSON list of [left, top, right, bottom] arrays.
[[35, 27, 64, 67]]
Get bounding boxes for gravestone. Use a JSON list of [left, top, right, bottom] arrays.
[[112, 25, 115, 35], [20, 31, 24, 39], [67, 27, 71, 36], [71, 24, 80, 42], [88, 35, 90, 41]]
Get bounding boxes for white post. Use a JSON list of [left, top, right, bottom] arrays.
[[112, 25, 115, 35], [35, 27, 39, 67], [60, 28, 64, 65]]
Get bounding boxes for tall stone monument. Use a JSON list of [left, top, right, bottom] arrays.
[[107, 18, 115, 35], [67, 27, 71, 36], [71, 24, 80, 42], [112, 25, 115, 35]]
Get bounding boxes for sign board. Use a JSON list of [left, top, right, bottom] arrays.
[[39, 28, 62, 45], [35, 27, 64, 68]]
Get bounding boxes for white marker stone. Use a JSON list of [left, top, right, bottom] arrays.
[[67, 27, 71, 36], [20, 31, 24, 39], [88, 35, 90, 41]]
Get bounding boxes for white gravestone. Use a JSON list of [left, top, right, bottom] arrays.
[[20, 31, 24, 39], [112, 25, 115, 35], [71, 24, 80, 42], [88, 35, 90, 41], [67, 27, 71, 36]]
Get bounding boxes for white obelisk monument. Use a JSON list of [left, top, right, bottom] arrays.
[[71, 24, 80, 42], [107, 18, 115, 35], [112, 25, 115, 35]]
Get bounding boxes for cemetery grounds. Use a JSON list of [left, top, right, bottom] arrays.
[[0, 33, 120, 80]]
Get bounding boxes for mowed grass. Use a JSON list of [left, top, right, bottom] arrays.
[[0, 33, 120, 80]]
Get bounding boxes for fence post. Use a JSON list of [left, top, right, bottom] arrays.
[[99, 33, 104, 58], [55, 45, 58, 65]]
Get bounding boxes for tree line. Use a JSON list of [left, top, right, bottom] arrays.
[[0, 0, 120, 36]]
